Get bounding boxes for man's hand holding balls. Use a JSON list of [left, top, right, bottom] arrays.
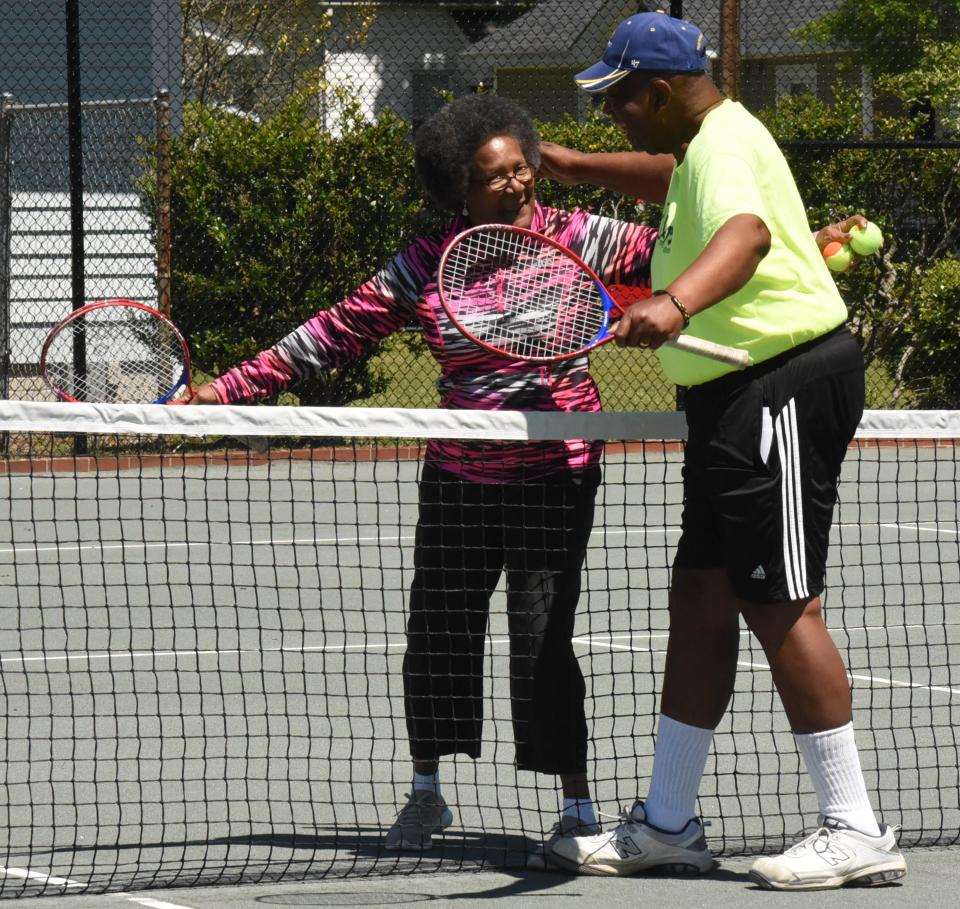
[[817, 216, 884, 273]]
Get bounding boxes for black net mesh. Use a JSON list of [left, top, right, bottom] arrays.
[[0, 402, 957, 897]]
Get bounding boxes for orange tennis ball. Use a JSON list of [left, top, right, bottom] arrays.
[[823, 241, 853, 273]]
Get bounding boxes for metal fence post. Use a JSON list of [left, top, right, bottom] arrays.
[[156, 89, 172, 317], [0, 93, 13, 403], [66, 0, 87, 453], [719, 0, 740, 100]]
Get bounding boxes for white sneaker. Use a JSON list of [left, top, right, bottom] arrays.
[[527, 815, 602, 870], [548, 801, 714, 877], [383, 790, 454, 851], [749, 816, 907, 890]]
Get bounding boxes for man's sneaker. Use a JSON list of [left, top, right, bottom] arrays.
[[547, 801, 714, 877], [531, 815, 601, 869], [383, 790, 454, 851], [749, 816, 907, 891]]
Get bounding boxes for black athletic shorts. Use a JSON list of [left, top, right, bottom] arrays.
[[674, 325, 865, 603]]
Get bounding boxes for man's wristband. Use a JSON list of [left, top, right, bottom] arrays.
[[654, 289, 691, 328]]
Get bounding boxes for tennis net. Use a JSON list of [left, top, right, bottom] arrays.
[[0, 401, 957, 897]]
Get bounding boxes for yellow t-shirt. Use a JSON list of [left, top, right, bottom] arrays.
[[652, 100, 848, 386]]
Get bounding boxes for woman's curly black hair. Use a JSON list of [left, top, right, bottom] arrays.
[[414, 94, 541, 213]]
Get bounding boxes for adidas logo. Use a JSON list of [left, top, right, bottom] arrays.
[[751, 565, 766, 580]]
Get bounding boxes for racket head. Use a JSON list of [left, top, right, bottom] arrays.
[[40, 298, 192, 404], [437, 224, 620, 362]]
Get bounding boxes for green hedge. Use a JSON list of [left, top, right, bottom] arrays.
[[168, 95, 435, 406], [161, 85, 959, 409]]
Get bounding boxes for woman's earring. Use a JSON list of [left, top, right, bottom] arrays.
[[462, 202, 469, 217]]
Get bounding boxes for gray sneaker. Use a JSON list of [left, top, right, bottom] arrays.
[[548, 800, 714, 877], [384, 790, 454, 851]]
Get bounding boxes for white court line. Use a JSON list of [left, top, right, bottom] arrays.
[[836, 521, 958, 536], [882, 522, 959, 536], [3, 629, 956, 697], [0, 866, 84, 888], [121, 896, 197, 909], [0, 534, 418, 557], [0, 631, 741, 668], [0, 525, 682, 558], [576, 624, 938, 644], [5, 517, 958, 558], [1, 641, 410, 667], [573, 631, 960, 696], [848, 671, 960, 696], [0, 637, 518, 669]]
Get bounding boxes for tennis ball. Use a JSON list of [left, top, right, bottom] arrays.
[[823, 241, 853, 273], [849, 221, 884, 256]]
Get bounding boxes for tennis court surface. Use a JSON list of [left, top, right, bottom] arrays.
[[0, 402, 957, 899]]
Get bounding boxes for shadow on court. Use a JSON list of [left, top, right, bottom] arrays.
[[245, 864, 754, 906]]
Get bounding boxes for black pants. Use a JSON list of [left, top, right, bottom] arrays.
[[403, 462, 600, 774]]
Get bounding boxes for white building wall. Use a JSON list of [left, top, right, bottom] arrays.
[[323, 5, 469, 134], [6, 193, 155, 398]]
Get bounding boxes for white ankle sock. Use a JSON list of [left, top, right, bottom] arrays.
[[794, 722, 881, 837], [562, 797, 598, 826], [413, 771, 441, 796], [643, 714, 714, 832]]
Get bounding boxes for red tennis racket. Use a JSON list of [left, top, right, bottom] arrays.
[[40, 298, 193, 404], [438, 224, 750, 368]]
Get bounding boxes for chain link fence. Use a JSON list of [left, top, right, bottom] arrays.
[[0, 96, 166, 401], [1, 0, 958, 410]]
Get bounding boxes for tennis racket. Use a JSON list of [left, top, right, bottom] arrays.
[[437, 224, 750, 368], [40, 298, 192, 404]]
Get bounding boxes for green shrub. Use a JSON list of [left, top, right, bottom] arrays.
[[886, 257, 960, 406], [535, 108, 656, 223], [162, 80, 960, 409], [168, 94, 438, 405], [758, 83, 960, 407]]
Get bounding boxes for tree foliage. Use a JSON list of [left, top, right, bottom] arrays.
[[795, 0, 960, 76], [765, 2, 960, 404], [180, 0, 377, 116]]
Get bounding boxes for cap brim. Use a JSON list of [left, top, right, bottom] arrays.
[[574, 60, 631, 93]]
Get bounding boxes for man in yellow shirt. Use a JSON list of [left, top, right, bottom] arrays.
[[544, 9, 907, 890]]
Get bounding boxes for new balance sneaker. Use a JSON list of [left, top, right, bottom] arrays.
[[530, 815, 601, 869], [547, 801, 714, 877], [383, 790, 454, 851], [749, 816, 907, 891]]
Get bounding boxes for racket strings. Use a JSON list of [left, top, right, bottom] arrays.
[[443, 229, 607, 359], [44, 309, 187, 403]]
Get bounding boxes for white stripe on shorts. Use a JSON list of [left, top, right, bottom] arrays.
[[775, 398, 808, 599]]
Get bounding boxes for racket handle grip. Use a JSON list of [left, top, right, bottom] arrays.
[[665, 334, 751, 369]]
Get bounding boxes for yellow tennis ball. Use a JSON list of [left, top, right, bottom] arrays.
[[823, 241, 853, 273], [849, 221, 884, 256]]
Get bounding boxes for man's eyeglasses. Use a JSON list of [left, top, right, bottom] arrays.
[[474, 163, 534, 192]]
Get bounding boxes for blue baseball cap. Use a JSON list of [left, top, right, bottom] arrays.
[[575, 10, 709, 93]]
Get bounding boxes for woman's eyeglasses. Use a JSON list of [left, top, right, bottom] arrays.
[[474, 163, 534, 192]]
